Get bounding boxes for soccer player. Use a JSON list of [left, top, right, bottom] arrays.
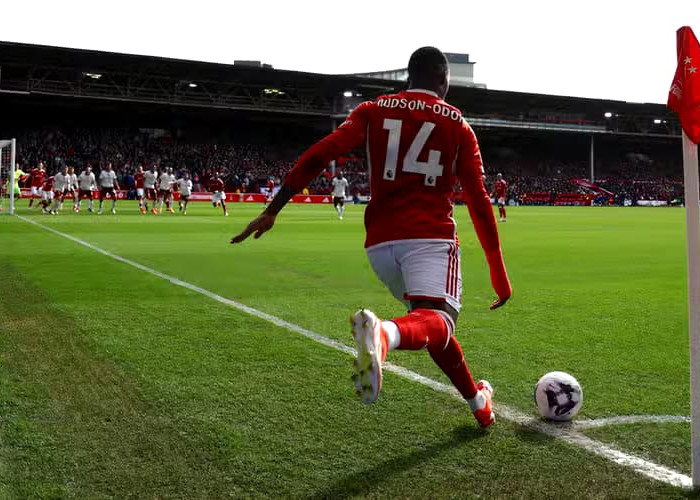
[[49, 166, 68, 214], [133, 165, 146, 214], [492, 173, 507, 222], [265, 177, 275, 205], [98, 163, 120, 215], [210, 172, 228, 216], [144, 165, 158, 214], [40, 174, 55, 213], [27, 162, 46, 209], [178, 172, 193, 215], [75, 165, 97, 212], [64, 166, 78, 211], [332, 172, 349, 220], [157, 167, 175, 214], [232, 47, 512, 428], [10, 163, 27, 201]]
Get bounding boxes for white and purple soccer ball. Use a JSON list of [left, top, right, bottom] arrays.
[[534, 371, 583, 421]]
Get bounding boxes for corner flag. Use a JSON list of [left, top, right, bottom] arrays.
[[668, 25, 700, 488], [669, 27, 700, 144]]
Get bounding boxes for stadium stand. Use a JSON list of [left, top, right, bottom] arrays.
[[0, 42, 684, 205]]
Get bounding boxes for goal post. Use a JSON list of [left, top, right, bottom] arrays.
[[0, 139, 17, 215]]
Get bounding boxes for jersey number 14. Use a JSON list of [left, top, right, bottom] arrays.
[[382, 119, 444, 187]]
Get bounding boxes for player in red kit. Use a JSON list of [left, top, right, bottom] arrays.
[[232, 47, 511, 428], [39, 175, 55, 213], [492, 173, 507, 222], [27, 162, 46, 208], [265, 178, 275, 205], [210, 172, 229, 216], [133, 166, 146, 214]]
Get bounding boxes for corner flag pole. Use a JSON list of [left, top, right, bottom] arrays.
[[682, 130, 700, 487]]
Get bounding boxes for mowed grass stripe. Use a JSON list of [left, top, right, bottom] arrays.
[[11, 213, 694, 491]]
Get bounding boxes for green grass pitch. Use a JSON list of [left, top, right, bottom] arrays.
[[0, 202, 694, 498]]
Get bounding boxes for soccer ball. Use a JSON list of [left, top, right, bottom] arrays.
[[534, 371, 583, 421]]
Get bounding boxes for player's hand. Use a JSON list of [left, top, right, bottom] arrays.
[[490, 294, 510, 310], [231, 212, 276, 244], [485, 249, 511, 310]]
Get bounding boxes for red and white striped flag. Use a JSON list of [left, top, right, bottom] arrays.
[[668, 26, 700, 144]]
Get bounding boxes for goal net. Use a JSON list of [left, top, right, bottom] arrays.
[[0, 139, 17, 214]]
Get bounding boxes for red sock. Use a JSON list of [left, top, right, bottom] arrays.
[[500, 207, 506, 219], [391, 309, 450, 351], [379, 329, 388, 362], [428, 336, 478, 401]]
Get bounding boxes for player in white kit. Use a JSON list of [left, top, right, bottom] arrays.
[[98, 163, 120, 215], [75, 166, 97, 212], [332, 172, 349, 220], [157, 168, 175, 214], [178, 172, 193, 215], [50, 167, 69, 215], [65, 167, 78, 211], [144, 166, 158, 214]]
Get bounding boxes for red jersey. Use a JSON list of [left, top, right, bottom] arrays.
[[209, 177, 225, 192], [267, 180, 274, 191], [133, 172, 145, 189], [494, 179, 507, 198], [42, 176, 54, 191], [30, 168, 46, 188], [285, 89, 499, 251]]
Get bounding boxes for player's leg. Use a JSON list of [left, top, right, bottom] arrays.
[[111, 191, 117, 214], [50, 192, 61, 214], [364, 241, 494, 426], [28, 187, 36, 208], [183, 197, 189, 215], [339, 198, 345, 220], [351, 245, 409, 403], [221, 198, 228, 216], [401, 241, 494, 426], [40, 191, 50, 213]]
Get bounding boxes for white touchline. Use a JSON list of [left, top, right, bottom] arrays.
[[574, 415, 691, 430], [15, 214, 693, 490]]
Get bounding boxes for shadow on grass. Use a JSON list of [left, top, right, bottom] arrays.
[[309, 424, 487, 499]]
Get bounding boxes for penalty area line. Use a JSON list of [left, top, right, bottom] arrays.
[[15, 214, 693, 490]]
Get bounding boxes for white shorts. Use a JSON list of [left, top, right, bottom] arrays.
[[136, 188, 144, 197], [41, 190, 53, 201], [498, 197, 506, 205], [30, 186, 40, 196], [366, 239, 462, 312], [212, 191, 226, 203]]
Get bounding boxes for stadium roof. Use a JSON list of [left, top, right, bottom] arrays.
[[0, 41, 396, 93]]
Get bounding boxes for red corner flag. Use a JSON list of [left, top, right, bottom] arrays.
[[668, 26, 700, 144]]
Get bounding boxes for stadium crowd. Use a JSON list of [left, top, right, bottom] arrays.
[[9, 128, 683, 205]]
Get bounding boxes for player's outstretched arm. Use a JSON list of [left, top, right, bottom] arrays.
[[230, 185, 294, 243], [231, 102, 372, 245], [457, 123, 512, 309]]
